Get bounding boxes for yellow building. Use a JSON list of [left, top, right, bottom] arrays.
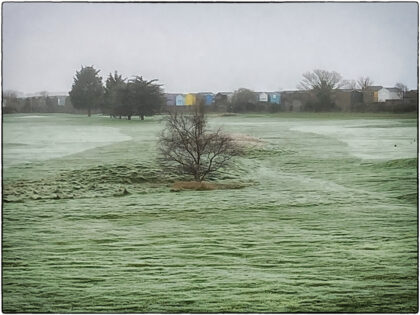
[[185, 93, 196, 106], [362, 86, 382, 104]]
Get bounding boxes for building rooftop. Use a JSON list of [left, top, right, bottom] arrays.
[[366, 86, 383, 91], [385, 87, 401, 92]]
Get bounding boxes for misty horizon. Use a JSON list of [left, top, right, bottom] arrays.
[[3, 2, 418, 95]]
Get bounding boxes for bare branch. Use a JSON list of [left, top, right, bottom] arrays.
[[357, 76, 374, 90], [158, 107, 241, 182], [297, 69, 344, 91]]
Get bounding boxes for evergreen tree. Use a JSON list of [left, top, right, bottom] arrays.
[[231, 88, 257, 112], [123, 76, 165, 120], [69, 66, 104, 117], [103, 71, 126, 117], [45, 96, 56, 112]]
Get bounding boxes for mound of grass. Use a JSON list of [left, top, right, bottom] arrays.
[[3, 161, 248, 201], [3, 162, 183, 202], [377, 158, 417, 169]]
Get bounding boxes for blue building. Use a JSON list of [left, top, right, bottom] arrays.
[[268, 92, 281, 104], [204, 93, 215, 105]]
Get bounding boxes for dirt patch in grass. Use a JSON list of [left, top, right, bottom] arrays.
[[229, 133, 265, 148], [218, 113, 237, 117], [170, 181, 247, 192]]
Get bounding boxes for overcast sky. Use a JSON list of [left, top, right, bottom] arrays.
[[2, 2, 418, 94]]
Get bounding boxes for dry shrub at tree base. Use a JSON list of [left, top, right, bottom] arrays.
[[170, 181, 247, 192]]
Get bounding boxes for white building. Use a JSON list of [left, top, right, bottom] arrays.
[[258, 92, 268, 102], [378, 87, 402, 102], [57, 95, 67, 106]]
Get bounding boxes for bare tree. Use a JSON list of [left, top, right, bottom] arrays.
[[3, 90, 22, 112], [395, 82, 408, 98], [297, 69, 344, 111], [297, 69, 344, 91], [342, 79, 357, 90], [159, 106, 241, 182], [357, 77, 374, 90]]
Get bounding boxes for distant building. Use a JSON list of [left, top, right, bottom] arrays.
[[363, 86, 382, 103], [197, 92, 215, 106], [56, 95, 67, 106], [206, 94, 214, 105], [176, 94, 185, 106], [204, 93, 215, 106], [215, 93, 228, 104], [185, 93, 196, 106], [378, 87, 402, 102], [165, 93, 177, 106], [217, 92, 234, 102], [333, 89, 363, 111], [268, 92, 281, 104], [404, 89, 418, 103], [258, 92, 268, 102]]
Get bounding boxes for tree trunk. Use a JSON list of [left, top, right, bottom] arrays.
[[119, 115, 122, 119], [194, 168, 200, 182], [128, 115, 131, 120], [88, 107, 91, 117], [140, 114, 144, 120]]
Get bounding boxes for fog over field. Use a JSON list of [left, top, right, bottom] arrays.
[[4, 116, 131, 165]]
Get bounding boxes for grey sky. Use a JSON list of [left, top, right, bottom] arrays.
[[2, 2, 418, 94]]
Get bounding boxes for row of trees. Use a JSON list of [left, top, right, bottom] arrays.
[[5, 67, 411, 115], [2, 91, 73, 114], [296, 69, 409, 111], [228, 89, 278, 113], [216, 71, 410, 113], [69, 66, 166, 119], [299, 70, 407, 93]]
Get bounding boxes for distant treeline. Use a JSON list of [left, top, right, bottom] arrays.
[[2, 92, 79, 114], [3, 66, 167, 119], [3, 68, 418, 115], [3, 88, 417, 115]]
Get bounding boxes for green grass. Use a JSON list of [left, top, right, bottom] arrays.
[[2, 113, 418, 312], [215, 111, 418, 120]]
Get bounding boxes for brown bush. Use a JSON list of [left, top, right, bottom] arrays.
[[170, 181, 247, 192]]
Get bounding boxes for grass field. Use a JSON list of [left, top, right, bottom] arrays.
[[2, 112, 418, 312]]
